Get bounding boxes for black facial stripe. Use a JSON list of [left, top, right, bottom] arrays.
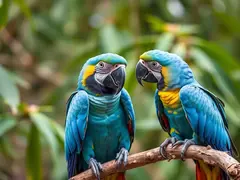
[[85, 74, 103, 94], [157, 74, 165, 90]]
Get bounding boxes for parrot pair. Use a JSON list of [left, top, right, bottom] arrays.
[[65, 50, 238, 180]]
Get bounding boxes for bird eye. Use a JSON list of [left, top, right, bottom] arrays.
[[99, 62, 104, 68], [152, 61, 158, 67]]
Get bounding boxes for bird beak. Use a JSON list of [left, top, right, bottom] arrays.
[[136, 60, 159, 86], [102, 65, 126, 94]]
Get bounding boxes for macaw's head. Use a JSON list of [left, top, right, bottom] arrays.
[[78, 53, 127, 96], [136, 50, 194, 91]]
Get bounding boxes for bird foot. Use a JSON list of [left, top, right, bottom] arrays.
[[159, 137, 177, 158], [89, 158, 103, 180], [172, 139, 196, 160], [116, 147, 128, 168]]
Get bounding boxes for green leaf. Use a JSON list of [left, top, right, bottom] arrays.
[[177, 24, 199, 35], [52, 155, 67, 180], [214, 12, 240, 36], [137, 120, 160, 130], [145, 15, 165, 32], [192, 38, 240, 100], [190, 47, 240, 104], [13, 0, 34, 29], [0, 0, 10, 29], [26, 124, 42, 180], [171, 42, 186, 58], [63, 40, 98, 74], [192, 38, 240, 72], [100, 24, 120, 52], [155, 32, 175, 51], [33, 14, 64, 42], [0, 65, 20, 112], [126, 167, 150, 180], [0, 116, 17, 137], [0, 136, 16, 158], [51, 120, 64, 144], [50, 0, 69, 25], [99, 24, 132, 53], [224, 101, 240, 127], [189, 47, 216, 73], [117, 35, 157, 55], [13, 0, 31, 18], [29, 112, 58, 161], [9, 72, 30, 89]]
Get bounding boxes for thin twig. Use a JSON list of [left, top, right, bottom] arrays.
[[70, 145, 240, 180]]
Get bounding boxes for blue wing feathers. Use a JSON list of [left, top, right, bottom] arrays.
[[198, 110, 206, 142], [198, 86, 238, 155], [120, 88, 136, 141], [120, 88, 135, 121], [198, 87, 228, 128], [67, 153, 77, 178], [77, 113, 88, 140], [65, 90, 89, 178], [180, 85, 233, 153], [184, 108, 198, 133], [66, 91, 78, 118]]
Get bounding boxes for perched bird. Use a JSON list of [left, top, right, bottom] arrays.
[[136, 50, 238, 180], [65, 53, 135, 180]]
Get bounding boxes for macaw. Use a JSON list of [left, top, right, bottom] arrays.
[[65, 53, 135, 180], [135, 50, 238, 180]]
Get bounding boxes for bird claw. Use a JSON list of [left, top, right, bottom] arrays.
[[177, 139, 196, 160], [159, 137, 177, 158], [116, 148, 128, 168], [172, 140, 185, 148], [89, 158, 103, 180]]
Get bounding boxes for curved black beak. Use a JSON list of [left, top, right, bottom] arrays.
[[103, 66, 125, 94], [136, 61, 158, 86]]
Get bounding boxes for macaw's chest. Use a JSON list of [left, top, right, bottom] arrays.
[[86, 94, 128, 162], [158, 89, 181, 110], [87, 93, 126, 136], [158, 89, 193, 139], [87, 109, 127, 162], [88, 108, 126, 135]]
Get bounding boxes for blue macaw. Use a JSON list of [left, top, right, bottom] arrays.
[[65, 53, 135, 180], [136, 50, 238, 180]]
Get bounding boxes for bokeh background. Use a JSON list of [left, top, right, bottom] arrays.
[[0, 0, 240, 179]]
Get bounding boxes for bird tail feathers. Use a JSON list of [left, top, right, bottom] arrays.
[[196, 160, 229, 180]]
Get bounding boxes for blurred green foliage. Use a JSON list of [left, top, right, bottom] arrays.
[[0, 0, 240, 179]]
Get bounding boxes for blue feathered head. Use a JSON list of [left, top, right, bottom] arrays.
[[78, 53, 127, 96], [136, 50, 195, 90]]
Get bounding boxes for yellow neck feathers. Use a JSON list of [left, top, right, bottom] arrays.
[[161, 66, 169, 90], [82, 65, 95, 86], [158, 88, 180, 109]]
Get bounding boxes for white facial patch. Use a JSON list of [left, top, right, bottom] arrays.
[[94, 73, 109, 86], [152, 71, 162, 82]]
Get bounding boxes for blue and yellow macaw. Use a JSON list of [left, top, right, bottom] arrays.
[[65, 53, 135, 180], [136, 50, 238, 180]]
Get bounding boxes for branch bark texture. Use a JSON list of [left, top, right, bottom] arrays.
[[70, 145, 240, 180]]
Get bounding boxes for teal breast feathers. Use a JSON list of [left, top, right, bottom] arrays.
[[88, 93, 121, 116]]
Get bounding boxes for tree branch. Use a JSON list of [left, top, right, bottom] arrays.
[[70, 145, 240, 180]]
